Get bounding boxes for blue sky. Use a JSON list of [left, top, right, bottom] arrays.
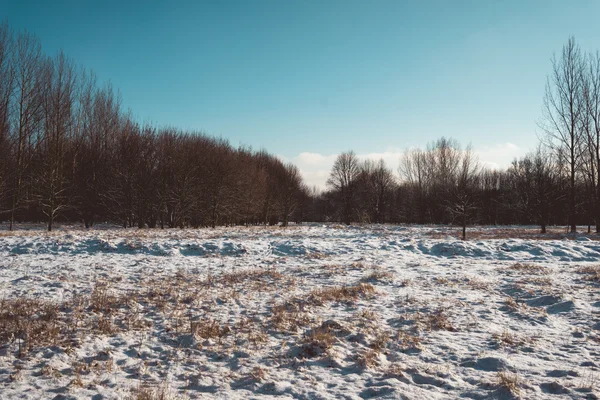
[[2, 0, 600, 187]]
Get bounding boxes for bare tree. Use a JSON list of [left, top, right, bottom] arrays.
[[36, 52, 77, 231], [447, 145, 479, 240], [360, 159, 395, 223], [75, 80, 121, 227], [0, 22, 14, 215], [532, 147, 557, 233], [327, 151, 361, 224], [540, 37, 585, 232], [400, 148, 430, 223], [236, 147, 267, 225], [278, 163, 304, 226], [8, 30, 43, 229], [582, 51, 600, 232]]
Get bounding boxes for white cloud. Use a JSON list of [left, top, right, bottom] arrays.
[[284, 142, 527, 190], [474, 142, 525, 170], [295, 152, 337, 166]]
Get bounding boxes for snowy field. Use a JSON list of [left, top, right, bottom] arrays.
[[0, 224, 599, 399]]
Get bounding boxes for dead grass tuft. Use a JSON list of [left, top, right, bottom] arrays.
[[361, 269, 394, 283], [90, 282, 121, 314], [504, 296, 520, 311], [507, 263, 546, 274], [370, 331, 391, 352], [433, 276, 454, 286], [96, 315, 120, 335], [497, 370, 522, 396], [423, 308, 456, 332], [394, 329, 423, 351], [577, 265, 600, 282], [270, 301, 311, 333], [526, 277, 553, 287], [464, 277, 491, 291], [0, 298, 61, 357], [356, 348, 379, 368], [299, 328, 336, 358], [493, 329, 535, 349], [191, 318, 230, 343], [305, 251, 329, 260], [128, 381, 183, 400], [250, 366, 268, 381], [503, 296, 547, 318], [307, 283, 376, 305], [40, 364, 62, 378], [384, 363, 406, 379]]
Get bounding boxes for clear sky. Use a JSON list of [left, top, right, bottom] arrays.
[[2, 0, 600, 187]]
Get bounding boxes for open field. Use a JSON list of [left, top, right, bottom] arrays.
[[0, 224, 599, 399]]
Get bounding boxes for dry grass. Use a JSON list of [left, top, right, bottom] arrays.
[[504, 296, 520, 311], [40, 364, 62, 378], [349, 262, 370, 270], [394, 329, 423, 351], [307, 283, 376, 305], [90, 282, 121, 314], [270, 301, 311, 333], [506, 262, 546, 274], [526, 277, 553, 286], [219, 268, 284, 286], [304, 251, 329, 260], [464, 277, 491, 291], [497, 370, 522, 396], [384, 364, 406, 379], [96, 315, 120, 335], [361, 269, 394, 283], [192, 318, 231, 343], [577, 265, 600, 282], [422, 308, 456, 332], [433, 276, 454, 286], [250, 366, 268, 381], [356, 348, 379, 368], [369, 330, 391, 352], [493, 329, 535, 349], [356, 309, 378, 321], [246, 328, 269, 348], [503, 296, 547, 318], [0, 298, 61, 357], [128, 382, 183, 400], [299, 328, 336, 358]]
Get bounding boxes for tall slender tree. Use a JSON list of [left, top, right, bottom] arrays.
[[9, 30, 43, 229], [540, 37, 585, 232], [327, 151, 361, 225]]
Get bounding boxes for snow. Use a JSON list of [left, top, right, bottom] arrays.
[[0, 224, 599, 399]]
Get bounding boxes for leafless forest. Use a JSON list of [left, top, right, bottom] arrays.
[[1, 23, 600, 234]]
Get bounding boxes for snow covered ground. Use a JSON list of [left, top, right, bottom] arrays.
[[0, 224, 599, 399]]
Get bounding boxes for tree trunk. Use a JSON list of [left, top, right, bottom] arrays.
[[570, 154, 576, 233], [597, 185, 600, 233]]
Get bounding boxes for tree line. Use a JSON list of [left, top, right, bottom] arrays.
[[316, 37, 600, 235], [1, 23, 598, 234], [0, 22, 308, 230], [311, 140, 556, 237]]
